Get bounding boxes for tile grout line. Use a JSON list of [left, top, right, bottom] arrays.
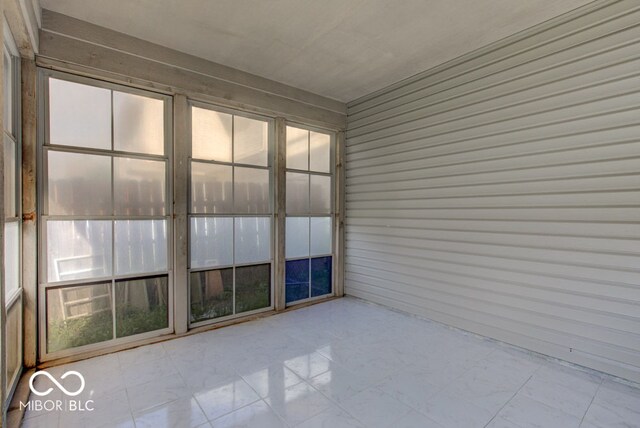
[[578, 377, 604, 428], [482, 373, 534, 428]]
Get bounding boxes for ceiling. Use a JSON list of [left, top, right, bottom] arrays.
[[40, 0, 592, 103]]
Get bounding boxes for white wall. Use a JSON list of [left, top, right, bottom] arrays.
[[344, 0, 640, 383]]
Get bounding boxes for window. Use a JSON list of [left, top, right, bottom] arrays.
[[3, 24, 22, 394], [189, 104, 273, 325], [41, 74, 172, 356], [285, 126, 333, 304]]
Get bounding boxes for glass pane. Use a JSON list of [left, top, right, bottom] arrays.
[[48, 151, 112, 216], [191, 162, 233, 214], [234, 116, 268, 166], [189, 217, 233, 269], [6, 302, 20, 387], [311, 256, 332, 297], [234, 167, 270, 213], [115, 220, 167, 275], [113, 91, 164, 155], [192, 107, 232, 162], [4, 222, 19, 303], [235, 264, 270, 314], [235, 217, 271, 264], [49, 78, 111, 150], [310, 175, 331, 213], [114, 157, 166, 216], [286, 126, 308, 171], [286, 259, 309, 303], [310, 132, 331, 173], [190, 268, 233, 322], [4, 137, 15, 217], [310, 217, 332, 256], [285, 217, 309, 259], [116, 275, 168, 338], [3, 52, 12, 135], [47, 220, 112, 282], [47, 282, 113, 353], [286, 172, 309, 214]]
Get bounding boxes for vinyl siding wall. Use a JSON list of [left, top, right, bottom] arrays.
[[344, 0, 640, 382]]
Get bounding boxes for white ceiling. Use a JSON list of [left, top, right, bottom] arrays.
[[40, 0, 592, 103]]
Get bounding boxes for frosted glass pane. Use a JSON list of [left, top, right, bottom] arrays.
[[310, 175, 331, 213], [116, 275, 168, 337], [189, 217, 233, 269], [286, 217, 309, 259], [234, 167, 270, 213], [47, 220, 112, 282], [114, 91, 165, 155], [191, 162, 233, 214], [115, 220, 167, 275], [286, 126, 308, 171], [47, 283, 113, 353], [4, 222, 19, 303], [114, 157, 166, 216], [234, 116, 268, 166], [310, 217, 332, 256], [286, 172, 309, 214], [4, 52, 12, 135], [4, 137, 15, 217], [235, 217, 271, 264], [310, 132, 331, 173], [191, 107, 232, 162], [48, 151, 112, 216], [49, 78, 111, 150]]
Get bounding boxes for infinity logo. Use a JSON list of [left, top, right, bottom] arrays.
[[29, 370, 85, 397]]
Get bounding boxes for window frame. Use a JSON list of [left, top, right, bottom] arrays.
[[3, 17, 23, 401], [284, 122, 336, 306], [187, 100, 276, 328], [37, 69, 174, 361]]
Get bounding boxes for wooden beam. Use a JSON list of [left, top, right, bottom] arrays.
[[173, 94, 189, 334], [37, 28, 346, 130], [274, 118, 287, 311], [334, 131, 346, 297], [20, 58, 37, 368]]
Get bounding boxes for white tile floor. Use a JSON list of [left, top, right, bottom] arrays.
[[21, 297, 640, 428]]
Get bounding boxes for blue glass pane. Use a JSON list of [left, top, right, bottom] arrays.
[[311, 256, 332, 297], [286, 259, 309, 303]]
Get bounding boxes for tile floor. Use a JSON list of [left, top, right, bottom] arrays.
[[21, 297, 640, 428]]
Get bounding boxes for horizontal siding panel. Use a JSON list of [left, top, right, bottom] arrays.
[[346, 257, 640, 306], [347, 107, 640, 157], [345, 2, 640, 382], [347, 158, 640, 188], [348, 91, 640, 146], [348, 125, 640, 170], [346, 225, 640, 255], [349, 59, 640, 138], [350, 50, 640, 130], [345, 269, 640, 344], [347, 237, 640, 276], [346, 247, 640, 288], [346, 190, 640, 209], [345, 218, 640, 239], [347, 174, 640, 199]]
